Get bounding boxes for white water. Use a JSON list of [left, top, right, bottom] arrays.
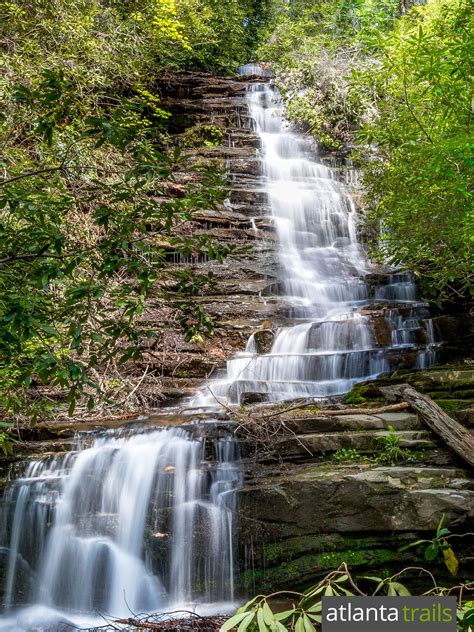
[[0, 428, 241, 630], [0, 72, 440, 630], [192, 78, 437, 406]]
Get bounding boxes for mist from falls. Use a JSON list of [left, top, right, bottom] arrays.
[[193, 77, 437, 406], [0, 428, 241, 630]]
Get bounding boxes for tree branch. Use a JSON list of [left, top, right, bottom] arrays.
[[0, 166, 63, 186]]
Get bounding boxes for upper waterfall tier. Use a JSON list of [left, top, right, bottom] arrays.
[[191, 81, 438, 406]]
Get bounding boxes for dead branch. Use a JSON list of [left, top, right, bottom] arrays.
[[263, 401, 410, 419], [112, 613, 227, 631]]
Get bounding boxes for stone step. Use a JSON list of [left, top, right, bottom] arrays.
[[271, 429, 437, 460], [284, 411, 422, 434], [238, 463, 474, 536]]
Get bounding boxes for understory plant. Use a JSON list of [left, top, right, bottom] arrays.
[[0, 422, 17, 455], [376, 426, 416, 465], [222, 564, 474, 632], [332, 448, 361, 462], [400, 515, 462, 577], [258, 0, 472, 302]]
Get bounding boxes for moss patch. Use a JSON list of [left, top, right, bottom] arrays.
[[181, 124, 225, 148], [239, 534, 420, 593], [434, 399, 472, 413]]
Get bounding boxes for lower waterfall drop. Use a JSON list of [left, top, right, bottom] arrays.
[[0, 427, 241, 630]]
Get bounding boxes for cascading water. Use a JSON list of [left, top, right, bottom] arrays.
[[0, 69, 440, 631], [192, 74, 438, 406], [0, 427, 241, 630]]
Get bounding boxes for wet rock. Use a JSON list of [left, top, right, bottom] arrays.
[[254, 328, 275, 353], [237, 463, 474, 589], [271, 430, 435, 461], [228, 158, 261, 176], [432, 315, 474, 358], [283, 412, 422, 434], [229, 186, 267, 206], [241, 392, 269, 405], [369, 315, 393, 347], [0, 546, 34, 607]]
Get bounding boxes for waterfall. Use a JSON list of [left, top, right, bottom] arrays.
[[0, 428, 241, 630], [192, 76, 437, 407], [0, 70, 440, 630]]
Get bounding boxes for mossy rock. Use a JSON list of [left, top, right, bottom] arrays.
[[181, 124, 225, 148], [238, 533, 422, 593], [435, 399, 473, 413], [346, 367, 474, 406]]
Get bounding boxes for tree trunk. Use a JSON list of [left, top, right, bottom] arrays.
[[380, 384, 474, 468]]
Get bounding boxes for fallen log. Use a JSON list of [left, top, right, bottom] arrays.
[[264, 401, 410, 419], [380, 384, 474, 468]]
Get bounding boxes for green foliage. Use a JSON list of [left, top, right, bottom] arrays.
[[0, 422, 18, 455], [224, 570, 356, 632], [0, 0, 275, 424], [181, 124, 225, 148], [222, 560, 473, 631], [361, 574, 411, 596], [174, 0, 273, 70], [343, 389, 366, 405], [0, 0, 271, 78], [0, 78, 228, 418], [457, 602, 474, 632], [258, 0, 472, 301], [332, 448, 361, 462], [356, 0, 473, 301], [376, 426, 415, 465], [400, 515, 460, 576], [256, 0, 402, 149]]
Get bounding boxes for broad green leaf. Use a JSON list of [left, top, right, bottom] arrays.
[[425, 543, 439, 561], [274, 609, 295, 621], [391, 582, 411, 596], [257, 607, 269, 631], [305, 584, 326, 598], [262, 602, 275, 626], [295, 616, 305, 632], [335, 575, 349, 583], [220, 612, 250, 632], [238, 611, 257, 632], [303, 613, 316, 632]]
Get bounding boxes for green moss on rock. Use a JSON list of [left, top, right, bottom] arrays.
[[181, 124, 225, 148], [239, 533, 422, 593]]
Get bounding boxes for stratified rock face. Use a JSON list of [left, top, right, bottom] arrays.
[[124, 73, 290, 405], [235, 400, 474, 594]]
